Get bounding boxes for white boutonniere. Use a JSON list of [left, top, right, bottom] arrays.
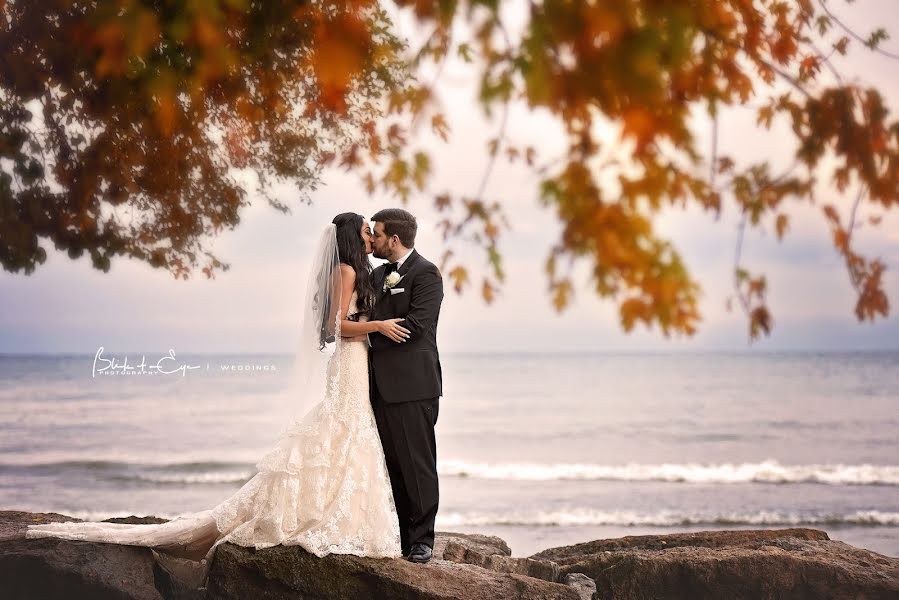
[[383, 271, 403, 292]]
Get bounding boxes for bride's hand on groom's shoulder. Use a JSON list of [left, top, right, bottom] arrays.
[[377, 318, 410, 343]]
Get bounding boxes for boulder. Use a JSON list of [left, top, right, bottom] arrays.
[[532, 528, 899, 600], [562, 572, 597, 600], [0, 511, 169, 600], [1, 511, 579, 599], [436, 531, 561, 582], [205, 536, 578, 600]]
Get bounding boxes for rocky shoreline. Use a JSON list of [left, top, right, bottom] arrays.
[[2, 510, 897, 599]]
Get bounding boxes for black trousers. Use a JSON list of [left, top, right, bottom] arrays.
[[370, 376, 440, 554]]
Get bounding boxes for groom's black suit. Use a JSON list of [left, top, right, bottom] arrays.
[[368, 248, 443, 554]]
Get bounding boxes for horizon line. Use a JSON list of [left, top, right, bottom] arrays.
[[2, 348, 898, 357]]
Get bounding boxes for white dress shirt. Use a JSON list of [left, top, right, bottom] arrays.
[[391, 247, 414, 270]]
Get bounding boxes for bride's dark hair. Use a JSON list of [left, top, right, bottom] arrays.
[[331, 212, 375, 316]]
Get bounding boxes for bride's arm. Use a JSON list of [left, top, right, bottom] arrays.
[[337, 264, 409, 343]]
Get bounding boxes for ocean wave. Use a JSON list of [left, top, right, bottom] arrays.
[[1, 460, 254, 484], [6, 458, 899, 486], [125, 471, 255, 484], [437, 508, 899, 528], [438, 459, 899, 485]]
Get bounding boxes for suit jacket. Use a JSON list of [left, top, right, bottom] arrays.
[[369, 249, 444, 403]]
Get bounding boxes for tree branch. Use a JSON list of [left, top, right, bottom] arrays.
[[816, 0, 899, 60]]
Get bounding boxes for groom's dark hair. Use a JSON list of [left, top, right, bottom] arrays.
[[372, 208, 417, 247]]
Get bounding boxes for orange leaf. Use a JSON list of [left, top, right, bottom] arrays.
[[620, 107, 655, 153], [482, 279, 495, 303], [822, 204, 840, 225], [775, 214, 789, 240], [551, 279, 572, 311], [431, 113, 449, 141], [448, 266, 468, 292]]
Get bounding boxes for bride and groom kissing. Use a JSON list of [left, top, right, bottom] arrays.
[[26, 208, 444, 568]]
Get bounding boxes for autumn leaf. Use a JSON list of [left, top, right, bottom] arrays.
[[749, 306, 772, 339], [748, 276, 766, 299], [431, 113, 450, 141], [551, 279, 573, 312], [482, 279, 495, 303], [822, 204, 840, 225], [775, 214, 789, 240], [448, 266, 469, 292], [387, 123, 406, 146], [457, 42, 472, 62], [799, 56, 821, 80], [834, 36, 850, 54], [620, 297, 649, 331], [620, 106, 656, 154]]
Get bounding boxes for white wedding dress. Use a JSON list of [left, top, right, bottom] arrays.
[[25, 291, 403, 565]]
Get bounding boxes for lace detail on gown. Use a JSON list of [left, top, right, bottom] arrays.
[[25, 291, 402, 564]]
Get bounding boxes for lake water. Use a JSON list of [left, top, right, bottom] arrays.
[[1, 351, 896, 557]]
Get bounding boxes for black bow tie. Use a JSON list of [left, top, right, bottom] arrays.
[[385, 262, 399, 275]]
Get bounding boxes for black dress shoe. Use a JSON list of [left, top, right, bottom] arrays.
[[405, 542, 432, 563]]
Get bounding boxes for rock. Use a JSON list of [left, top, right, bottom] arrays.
[[0, 510, 167, 600], [433, 532, 511, 559], [531, 527, 830, 562], [562, 572, 597, 600], [437, 531, 561, 582], [2, 511, 579, 600], [531, 528, 899, 600], [205, 538, 579, 600], [151, 550, 210, 600]]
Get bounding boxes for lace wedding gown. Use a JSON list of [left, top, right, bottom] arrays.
[[25, 292, 403, 565]]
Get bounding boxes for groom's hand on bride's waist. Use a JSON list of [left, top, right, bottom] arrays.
[[391, 267, 443, 344]]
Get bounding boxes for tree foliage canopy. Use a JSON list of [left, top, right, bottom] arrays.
[[1, 0, 896, 341], [0, 0, 403, 278]]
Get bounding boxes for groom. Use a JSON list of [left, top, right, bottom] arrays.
[[368, 208, 443, 564]]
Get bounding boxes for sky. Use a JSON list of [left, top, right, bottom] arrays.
[[1, 1, 898, 354]]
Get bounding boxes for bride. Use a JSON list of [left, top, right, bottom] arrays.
[[25, 212, 414, 571]]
